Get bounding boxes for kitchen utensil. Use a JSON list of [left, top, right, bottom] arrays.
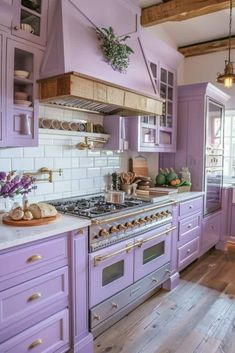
[[130, 156, 148, 177], [104, 190, 125, 204], [120, 183, 132, 195], [132, 183, 138, 196]]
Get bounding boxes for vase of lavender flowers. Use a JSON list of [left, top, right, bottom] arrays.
[[0, 171, 37, 212]]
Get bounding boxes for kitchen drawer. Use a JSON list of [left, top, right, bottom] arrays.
[[0, 309, 69, 353], [90, 262, 170, 329], [0, 235, 68, 291], [179, 197, 203, 217], [178, 237, 200, 271], [178, 212, 201, 245], [0, 267, 68, 333]]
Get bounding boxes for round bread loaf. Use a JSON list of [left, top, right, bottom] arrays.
[[9, 207, 24, 221], [29, 203, 57, 219]]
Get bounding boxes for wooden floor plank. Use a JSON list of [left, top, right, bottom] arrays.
[[94, 250, 235, 353]]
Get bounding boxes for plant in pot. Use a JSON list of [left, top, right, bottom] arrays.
[[95, 26, 134, 73]]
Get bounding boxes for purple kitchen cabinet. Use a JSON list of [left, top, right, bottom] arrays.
[[103, 115, 129, 151], [216, 187, 233, 249], [11, 0, 49, 46], [0, 32, 5, 146], [201, 211, 221, 256], [5, 38, 41, 147], [0, 309, 70, 353], [69, 228, 93, 353]]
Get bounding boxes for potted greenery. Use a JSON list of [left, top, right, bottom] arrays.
[[95, 26, 134, 73]]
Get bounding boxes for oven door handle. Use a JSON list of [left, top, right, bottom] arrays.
[[136, 226, 177, 247], [94, 243, 135, 266]]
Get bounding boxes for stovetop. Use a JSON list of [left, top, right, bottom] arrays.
[[49, 194, 151, 219]]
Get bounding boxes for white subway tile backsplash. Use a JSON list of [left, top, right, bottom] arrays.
[[24, 146, 44, 158], [87, 168, 101, 178], [80, 158, 94, 168], [0, 147, 23, 158], [0, 158, 12, 171], [12, 158, 34, 171], [0, 106, 123, 201], [35, 158, 54, 170], [94, 158, 107, 167]]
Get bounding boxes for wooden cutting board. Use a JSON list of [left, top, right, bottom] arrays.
[[130, 157, 148, 177], [2, 214, 61, 227]]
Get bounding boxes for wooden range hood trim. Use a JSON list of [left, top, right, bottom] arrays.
[[38, 72, 163, 116]]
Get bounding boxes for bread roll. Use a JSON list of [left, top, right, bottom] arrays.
[[23, 211, 33, 221], [9, 207, 24, 221], [29, 203, 57, 219]]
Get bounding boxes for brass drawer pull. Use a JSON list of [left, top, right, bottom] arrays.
[[94, 243, 135, 266], [112, 302, 119, 309], [27, 292, 42, 302], [93, 313, 101, 320], [28, 338, 43, 350], [26, 254, 42, 263]]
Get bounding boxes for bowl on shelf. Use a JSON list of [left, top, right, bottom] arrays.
[[14, 100, 32, 107], [14, 91, 28, 100], [14, 70, 30, 79]]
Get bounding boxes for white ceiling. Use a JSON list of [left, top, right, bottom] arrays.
[[139, 1, 235, 48]]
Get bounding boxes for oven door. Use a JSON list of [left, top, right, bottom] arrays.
[[89, 240, 134, 308], [204, 168, 223, 215], [134, 224, 173, 282]]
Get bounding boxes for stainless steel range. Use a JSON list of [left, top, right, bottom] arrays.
[[50, 194, 177, 337]]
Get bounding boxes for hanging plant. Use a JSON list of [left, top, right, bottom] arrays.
[[95, 26, 134, 74]]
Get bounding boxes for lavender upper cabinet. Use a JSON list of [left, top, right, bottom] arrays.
[[5, 38, 41, 147], [11, 0, 48, 46], [103, 115, 129, 152]]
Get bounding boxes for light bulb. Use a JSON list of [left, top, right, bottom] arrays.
[[224, 77, 233, 88]]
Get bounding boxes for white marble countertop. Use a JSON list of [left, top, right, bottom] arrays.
[[171, 191, 205, 202], [0, 214, 91, 251]]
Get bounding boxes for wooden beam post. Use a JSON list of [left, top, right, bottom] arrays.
[[141, 0, 235, 27]]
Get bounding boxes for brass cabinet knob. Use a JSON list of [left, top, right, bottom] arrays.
[[13, 26, 19, 30], [109, 226, 118, 234], [99, 229, 109, 237], [152, 277, 158, 283], [187, 248, 191, 253]]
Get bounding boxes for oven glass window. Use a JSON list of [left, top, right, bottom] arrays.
[[102, 260, 124, 286], [143, 241, 165, 264]]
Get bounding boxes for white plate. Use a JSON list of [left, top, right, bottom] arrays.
[[14, 100, 32, 107], [14, 70, 30, 79]]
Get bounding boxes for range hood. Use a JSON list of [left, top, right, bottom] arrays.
[[38, 72, 163, 116], [39, 0, 164, 116]]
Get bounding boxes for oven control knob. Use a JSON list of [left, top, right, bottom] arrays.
[[151, 214, 158, 220], [161, 211, 168, 217], [137, 218, 145, 224], [155, 213, 161, 218], [132, 219, 140, 226], [118, 224, 127, 231], [99, 229, 109, 237], [145, 216, 152, 222], [125, 222, 133, 229], [109, 226, 118, 234]]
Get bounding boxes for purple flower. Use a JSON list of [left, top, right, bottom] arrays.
[[0, 172, 6, 181]]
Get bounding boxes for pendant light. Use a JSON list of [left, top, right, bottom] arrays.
[[217, 0, 235, 88]]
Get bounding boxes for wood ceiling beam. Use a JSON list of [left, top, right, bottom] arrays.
[[178, 36, 235, 57], [141, 0, 235, 27]]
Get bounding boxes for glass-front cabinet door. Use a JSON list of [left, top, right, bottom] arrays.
[[12, 0, 48, 46], [206, 98, 224, 152], [139, 116, 160, 150]]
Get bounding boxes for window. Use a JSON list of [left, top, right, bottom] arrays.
[[224, 111, 235, 179]]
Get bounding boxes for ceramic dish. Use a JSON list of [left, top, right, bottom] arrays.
[[14, 100, 32, 107], [14, 91, 28, 100], [14, 70, 30, 79]]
